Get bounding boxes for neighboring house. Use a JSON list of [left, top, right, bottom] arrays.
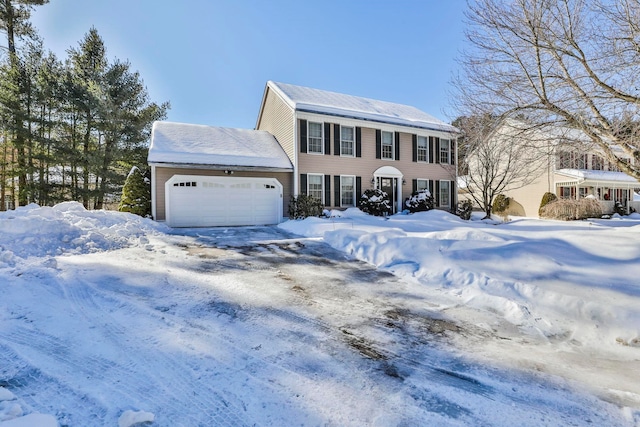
[[149, 81, 459, 227], [256, 81, 459, 215], [465, 120, 640, 217]]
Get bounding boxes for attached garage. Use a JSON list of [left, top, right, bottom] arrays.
[[165, 175, 283, 227], [148, 121, 293, 227]]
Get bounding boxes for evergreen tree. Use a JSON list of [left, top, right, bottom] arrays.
[[118, 166, 150, 217]]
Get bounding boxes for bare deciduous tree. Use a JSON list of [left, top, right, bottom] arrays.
[[458, 115, 551, 218], [456, 0, 640, 179]]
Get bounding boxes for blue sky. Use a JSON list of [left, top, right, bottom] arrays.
[[30, 0, 467, 129]]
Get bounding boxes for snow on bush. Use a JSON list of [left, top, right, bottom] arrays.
[[404, 189, 435, 213], [359, 189, 391, 216]]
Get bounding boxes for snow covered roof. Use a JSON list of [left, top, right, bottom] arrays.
[[266, 81, 458, 134], [555, 168, 640, 186], [148, 121, 293, 170]]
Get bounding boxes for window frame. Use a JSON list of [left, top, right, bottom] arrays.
[[307, 173, 324, 204], [439, 180, 451, 208], [439, 139, 451, 164], [340, 175, 356, 207], [307, 121, 324, 154], [340, 125, 355, 157], [417, 135, 428, 162], [381, 130, 394, 160], [416, 179, 429, 191]]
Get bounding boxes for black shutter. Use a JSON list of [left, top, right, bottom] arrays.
[[450, 180, 456, 209], [355, 127, 362, 158], [356, 176, 362, 205], [412, 135, 418, 162], [435, 137, 441, 164], [324, 175, 331, 206], [435, 180, 441, 207], [376, 130, 382, 159], [300, 174, 308, 195], [334, 124, 340, 156], [300, 120, 307, 153], [395, 132, 400, 161], [324, 123, 331, 155], [412, 179, 417, 193], [429, 136, 434, 164], [451, 139, 456, 165], [334, 176, 341, 207], [429, 180, 434, 197]]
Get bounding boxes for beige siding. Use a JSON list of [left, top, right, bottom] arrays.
[[153, 167, 292, 221], [256, 87, 295, 164], [298, 125, 456, 209], [501, 167, 553, 217]]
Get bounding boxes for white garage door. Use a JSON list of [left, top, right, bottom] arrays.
[[165, 175, 283, 227]]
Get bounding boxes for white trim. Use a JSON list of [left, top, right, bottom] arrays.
[[307, 173, 325, 205], [307, 121, 324, 154], [339, 125, 356, 157], [293, 112, 299, 196], [439, 179, 451, 208], [151, 165, 157, 220], [381, 130, 395, 160], [339, 175, 357, 207], [417, 135, 429, 163]]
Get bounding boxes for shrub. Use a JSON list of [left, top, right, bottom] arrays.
[[405, 189, 435, 213], [538, 192, 558, 217], [359, 188, 391, 216], [614, 201, 626, 216], [288, 194, 323, 219], [540, 198, 602, 220], [118, 166, 151, 217], [456, 200, 473, 220], [492, 194, 510, 214]]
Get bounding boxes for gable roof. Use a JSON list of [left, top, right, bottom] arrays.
[[264, 81, 458, 134], [148, 121, 293, 170]]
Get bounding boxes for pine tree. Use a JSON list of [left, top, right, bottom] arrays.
[[118, 166, 150, 217]]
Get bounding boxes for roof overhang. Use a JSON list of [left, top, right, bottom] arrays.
[[555, 169, 640, 188], [149, 162, 293, 173]]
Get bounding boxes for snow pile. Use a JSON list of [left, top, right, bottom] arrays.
[[118, 410, 154, 427], [280, 209, 640, 351], [0, 202, 167, 265], [0, 388, 57, 427]]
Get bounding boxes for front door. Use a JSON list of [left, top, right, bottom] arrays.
[[380, 177, 396, 214]]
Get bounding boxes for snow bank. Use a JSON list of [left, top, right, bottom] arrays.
[[281, 209, 640, 351], [0, 202, 167, 265], [118, 410, 155, 427]]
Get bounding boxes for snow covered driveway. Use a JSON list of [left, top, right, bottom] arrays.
[[0, 203, 638, 426]]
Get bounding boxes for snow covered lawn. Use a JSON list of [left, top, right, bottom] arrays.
[[0, 203, 639, 426]]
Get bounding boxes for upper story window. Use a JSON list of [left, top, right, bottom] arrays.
[[417, 136, 428, 162], [341, 126, 355, 157], [307, 174, 324, 203], [592, 155, 604, 171], [308, 122, 323, 154], [440, 139, 451, 164], [381, 131, 394, 160], [557, 150, 587, 169]]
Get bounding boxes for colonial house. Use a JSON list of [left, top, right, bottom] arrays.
[[149, 81, 459, 227], [464, 120, 640, 217]]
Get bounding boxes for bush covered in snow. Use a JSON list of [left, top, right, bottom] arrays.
[[404, 189, 435, 213], [540, 198, 602, 220], [359, 189, 392, 216], [288, 195, 323, 219]]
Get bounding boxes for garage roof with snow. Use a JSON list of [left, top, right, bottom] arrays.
[[148, 121, 293, 170], [265, 81, 458, 133]]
